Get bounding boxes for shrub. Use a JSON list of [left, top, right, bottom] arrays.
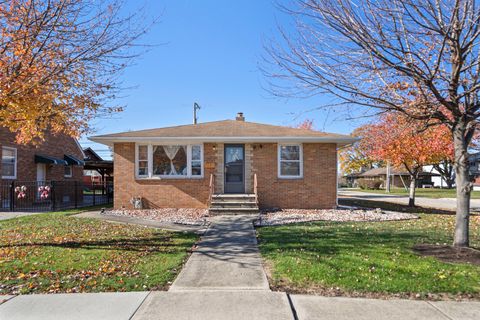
[[357, 178, 382, 190]]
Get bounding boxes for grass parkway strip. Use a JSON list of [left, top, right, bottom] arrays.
[[0, 209, 197, 294], [257, 213, 480, 299]]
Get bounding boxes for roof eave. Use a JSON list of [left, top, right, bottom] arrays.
[[89, 136, 359, 147]]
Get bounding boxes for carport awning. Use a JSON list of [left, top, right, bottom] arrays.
[[35, 155, 68, 165], [64, 154, 85, 166]]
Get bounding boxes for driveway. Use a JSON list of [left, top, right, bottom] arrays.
[[339, 189, 480, 211], [0, 211, 45, 221]]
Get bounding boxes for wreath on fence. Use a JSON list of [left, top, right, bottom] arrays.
[[38, 186, 51, 199], [14, 186, 27, 199]]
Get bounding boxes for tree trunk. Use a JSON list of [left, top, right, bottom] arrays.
[[446, 179, 455, 189], [453, 126, 471, 248], [408, 176, 416, 207]]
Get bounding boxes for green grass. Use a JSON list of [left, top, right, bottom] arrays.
[[0, 209, 197, 294], [339, 198, 454, 215], [351, 187, 480, 199], [258, 214, 480, 297]]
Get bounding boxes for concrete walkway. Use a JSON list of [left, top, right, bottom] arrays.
[[339, 189, 480, 211], [169, 215, 269, 291], [75, 211, 208, 234]]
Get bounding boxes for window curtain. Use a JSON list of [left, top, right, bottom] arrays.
[[163, 146, 181, 175]]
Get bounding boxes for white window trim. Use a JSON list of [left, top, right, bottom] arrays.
[[2, 146, 17, 179], [135, 144, 149, 178], [64, 165, 73, 178], [278, 143, 303, 179], [135, 143, 204, 179]]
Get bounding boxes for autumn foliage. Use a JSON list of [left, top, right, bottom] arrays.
[[359, 113, 454, 206], [295, 119, 314, 130], [0, 0, 150, 143], [362, 113, 454, 173], [339, 126, 381, 175]]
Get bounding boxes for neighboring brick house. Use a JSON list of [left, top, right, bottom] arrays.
[[1, 127, 85, 211], [0, 127, 85, 183], [90, 113, 356, 211], [351, 167, 437, 189]]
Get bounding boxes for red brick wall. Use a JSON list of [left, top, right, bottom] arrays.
[[0, 127, 84, 183], [113, 143, 216, 209], [252, 143, 337, 209], [113, 142, 337, 209]]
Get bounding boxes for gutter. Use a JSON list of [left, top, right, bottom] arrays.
[[89, 136, 360, 146]]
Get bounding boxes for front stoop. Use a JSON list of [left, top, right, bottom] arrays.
[[208, 194, 259, 215]]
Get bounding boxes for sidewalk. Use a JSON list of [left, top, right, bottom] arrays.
[[339, 189, 480, 211], [0, 211, 45, 221], [2, 292, 479, 319]]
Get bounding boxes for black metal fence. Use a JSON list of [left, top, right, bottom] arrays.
[[0, 180, 113, 212]]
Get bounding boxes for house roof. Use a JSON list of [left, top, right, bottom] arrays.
[[83, 147, 104, 161], [89, 119, 358, 146], [359, 167, 438, 177]]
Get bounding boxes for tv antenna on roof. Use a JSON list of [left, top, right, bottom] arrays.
[[193, 102, 201, 124]]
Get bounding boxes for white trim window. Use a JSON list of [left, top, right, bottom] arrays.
[[137, 145, 149, 177], [278, 144, 303, 178], [2, 147, 17, 179], [64, 165, 73, 178], [136, 144, 203, 179]]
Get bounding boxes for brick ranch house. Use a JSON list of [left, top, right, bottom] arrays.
[[90, 113, 357, 211]]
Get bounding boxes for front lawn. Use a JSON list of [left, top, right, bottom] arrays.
[[258, 214, 480, 298], [351, 187, 480, 199], [0, 210, 197, 294]]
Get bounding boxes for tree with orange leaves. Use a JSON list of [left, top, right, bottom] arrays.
[[294, 119, 314, 130], [362, 113, 454, 206], [338, 126, 382, 175], [0, 0, 153, 143]]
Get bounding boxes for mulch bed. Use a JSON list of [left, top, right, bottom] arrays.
[[413, 244, 480, 266], [255, 208, 418, 226], [102, 208, 209, 225]]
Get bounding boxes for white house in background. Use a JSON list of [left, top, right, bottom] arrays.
[[423, 152, 480, 190], [469, 153, 480, 191], [423, 164, 452, 188]]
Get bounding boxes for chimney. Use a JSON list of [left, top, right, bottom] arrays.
[[235, 112, 245, 121]]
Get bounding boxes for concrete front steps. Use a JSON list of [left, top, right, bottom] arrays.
[[209, 194, 259, 215]]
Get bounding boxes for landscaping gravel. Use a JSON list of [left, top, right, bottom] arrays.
[[102, 208, 209, 225], [255, 207, 418, 226]]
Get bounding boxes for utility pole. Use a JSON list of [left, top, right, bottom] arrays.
[[193, 102, 201, 124], [386, 161, 391, 193]]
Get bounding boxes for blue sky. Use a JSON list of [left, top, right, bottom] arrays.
[[81, 0, 366, 158]]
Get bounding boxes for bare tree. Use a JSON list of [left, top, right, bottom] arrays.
[[433, 160, 456, 188], [264, 0, 480, 247], [0, 0, 155, 143]]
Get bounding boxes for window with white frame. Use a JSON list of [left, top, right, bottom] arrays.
[[64, 165, 73, 178], [1, 147, 17, 179], [278, 144, 303, 178], [191, 145, 202, 176], [137, 145, 148, 177], [136, 144, 203, 178]]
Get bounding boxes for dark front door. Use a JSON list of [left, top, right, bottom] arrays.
[[224, 144, 245, 193]]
